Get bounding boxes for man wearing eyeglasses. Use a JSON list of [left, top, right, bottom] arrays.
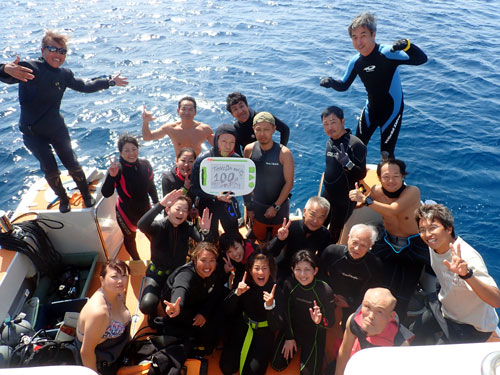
[[0, 30, 128, 213], [348, 158, 430, 321], [142, 96, 214, 157], [412, 204, 500, 344]]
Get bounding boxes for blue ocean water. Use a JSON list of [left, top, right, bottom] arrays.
[[1, 0, 499, 279]]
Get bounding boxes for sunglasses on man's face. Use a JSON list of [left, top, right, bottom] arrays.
[[43, 45, 67, 55]]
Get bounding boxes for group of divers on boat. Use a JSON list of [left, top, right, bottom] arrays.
[[1, 11, 500, 375]]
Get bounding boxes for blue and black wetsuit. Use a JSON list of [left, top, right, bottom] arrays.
[[326, 43, 427, 157], [0, 58, 112, 204], [322, 129, 366, 243], [101, 157, 158, 260]]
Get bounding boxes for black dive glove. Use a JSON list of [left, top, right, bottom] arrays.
[[391, 39, 410, 52], [320, 77, 335, 88], [332, 144, 354, 170]]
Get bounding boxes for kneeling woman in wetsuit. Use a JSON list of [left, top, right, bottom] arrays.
[[271, 250, 335, 375], [101, 134, 158, 260], [161, 147, 196, 199], [161, 242, 224, 356], [76, 259, 131, 374], [220, 252, 284, 375], [138, 189, 212, 319]]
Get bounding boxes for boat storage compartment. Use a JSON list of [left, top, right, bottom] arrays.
[[34, 297, 88, 333], [33, 252, 98, 304]]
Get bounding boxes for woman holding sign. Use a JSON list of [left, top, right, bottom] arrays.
[[191, 124, 240, 241]]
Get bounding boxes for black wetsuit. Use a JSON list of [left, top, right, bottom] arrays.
[[190, 124, 240, 241], [160, 262, 224, 354], [246, 142, 290, 227], [327, 43, 427, 157], [137, 203, 205, 315], [267, 220, 330, 284], [220, 279, 284, 375], [161, 166, 194, 201], [101, 157, 158, 260], [0, 58, 110, 179], [271, 277, 334, 375], [233, 108, 290, 155], [320, 244, 384, 327], [370, 233, 430, 320], [322, 129, 366, 243]]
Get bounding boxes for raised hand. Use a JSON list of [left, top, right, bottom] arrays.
[[282, 339, 297, 361], [277, 218, 291, 241], [112, 72, 129, 87], [200, 207, 212, 231], [443, 242, 469, 277], [192, 313, 206, 327], [236, 271, 250, 296], [217, 192, 232, 203], [223, 255, 235, 274], [142, 105, 156, 124], [309, 300, 323, 324], [263, 283, 276, 308], [349, 182, 365, 203], [108, 155, 119, 177], [164, 296, 181, 318], [320, 77, 334, 88], [331, 143, 352, 169], [160, 189, 183, 208], [4, 56, 34, 82], [391, 38, 410, 52]]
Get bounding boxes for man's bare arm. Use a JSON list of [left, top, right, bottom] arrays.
[[335, 315, 356, 375], [142, 106, 172, 141]]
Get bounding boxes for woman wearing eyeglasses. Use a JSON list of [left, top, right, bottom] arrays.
[[0, 30, 128, 213]]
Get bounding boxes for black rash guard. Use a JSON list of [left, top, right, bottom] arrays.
[[320, 244, 384, 317], [101, 157, 158, 228], [0, 58, 110, 137], [267, 220, 330, 283], [137, 203, 204, 271], [272, 277, 335, 375], [233, 108, 290, 155]]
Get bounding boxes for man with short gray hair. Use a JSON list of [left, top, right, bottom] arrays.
[[267, 196, 331, 284], [321, 223, 384, 326]]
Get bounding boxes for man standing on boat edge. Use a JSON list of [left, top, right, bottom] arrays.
[[226, 92, 290, 156], [412, 204, 500, 344], [0, 30, 128, 213], [320, 12, 427, 158]]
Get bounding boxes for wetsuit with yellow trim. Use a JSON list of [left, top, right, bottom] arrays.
[[271, 277, 334, 375], [323, 43, 427, 157], [137, 203, 206, 316], [220, 278, 284, 375], [101, 157, 158, 260]]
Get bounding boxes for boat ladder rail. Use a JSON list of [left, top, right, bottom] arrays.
[[481, 351, 500, 375]]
